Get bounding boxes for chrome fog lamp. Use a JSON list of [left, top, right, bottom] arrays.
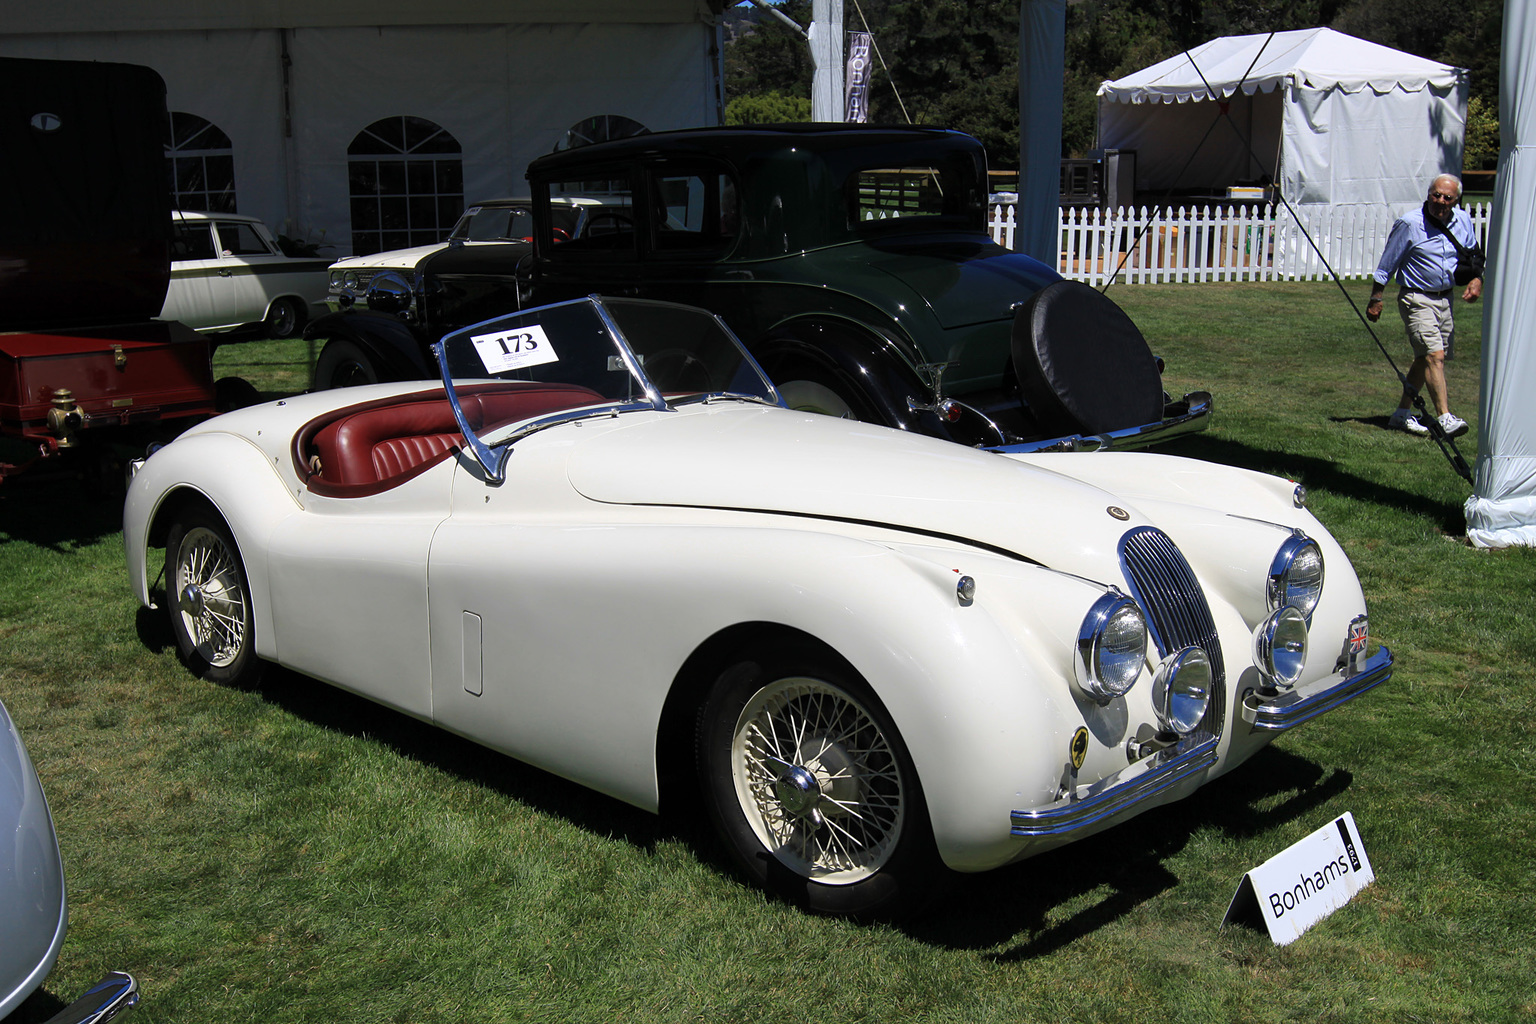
[[1074, 592, 1147, 703], [1150, 646, 1212, 735], [1253, 605, 1309, 690], [1268, 534, 1324, 618]]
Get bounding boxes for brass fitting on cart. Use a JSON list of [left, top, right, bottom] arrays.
[[46, 388, 83, 447]]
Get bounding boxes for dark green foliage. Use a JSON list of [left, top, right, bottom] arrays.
[[724, 0, 1503, 170]]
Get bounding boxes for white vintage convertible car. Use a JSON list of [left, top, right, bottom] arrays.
[[123, 295, 1391, 917]]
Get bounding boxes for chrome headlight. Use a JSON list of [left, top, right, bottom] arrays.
[[1074, 592, 1147, 703], [1253, 605, 1308, 689], [343, 270, 361, 290], [1268, 534, 1324, 618], [1150, 646, 1212, 734]]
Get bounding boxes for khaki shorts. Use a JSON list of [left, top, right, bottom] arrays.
[[1397, 288, 1455, 358]]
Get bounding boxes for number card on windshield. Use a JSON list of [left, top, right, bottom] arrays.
[[471, 324, 558, 374]]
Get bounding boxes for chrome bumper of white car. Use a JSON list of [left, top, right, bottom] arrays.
[[1241, 645, 1393, 733], [1011, 645, 1392, 838], [1010, 737, 1220, 838], [987, 391, 1213, 455]]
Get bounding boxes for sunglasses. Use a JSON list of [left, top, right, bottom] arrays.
[[1428, 191, 1459, 202]]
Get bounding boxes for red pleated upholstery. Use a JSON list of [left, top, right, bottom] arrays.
[[296, 383, 604, 498]]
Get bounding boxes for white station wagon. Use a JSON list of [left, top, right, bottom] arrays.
[[161, 211, 330, 338]]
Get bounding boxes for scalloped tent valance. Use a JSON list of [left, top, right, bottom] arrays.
[[1095, 28, 1468, 207], [1097, 27, 1463, 105]]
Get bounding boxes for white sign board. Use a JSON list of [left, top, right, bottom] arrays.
[[1222, 812, 1375, 945], [471, 323, 558, 374]]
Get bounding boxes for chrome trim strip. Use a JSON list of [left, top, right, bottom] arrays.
[[986, 391, 1212, 455], [1242, 645, 1393, 732], [1010, 737, 1219, 837]]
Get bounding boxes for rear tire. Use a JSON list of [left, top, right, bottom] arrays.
[[265, 297, 305, 340], [164, 506, 260, 687], [313, 338, 381, 390], [697, 641, 942, 918]]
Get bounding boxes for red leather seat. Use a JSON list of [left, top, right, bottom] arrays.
[[296, 383, 604, 497]]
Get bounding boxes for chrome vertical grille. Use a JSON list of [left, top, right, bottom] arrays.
[[1119, 526, 1226, 743]]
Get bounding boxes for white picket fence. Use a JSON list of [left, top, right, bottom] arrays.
[[988, 202, 1493, 285]]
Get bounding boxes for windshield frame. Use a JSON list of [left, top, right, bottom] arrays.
[[432, 295, 782, 483]]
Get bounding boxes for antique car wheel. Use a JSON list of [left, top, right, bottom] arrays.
[[265, 297, 305, 340], [313, 338, 381, 390], [214, 375, 261, 413], [698, 647, 940, 917], [164, 508, 259, 687], [777, 378, 856, 419]]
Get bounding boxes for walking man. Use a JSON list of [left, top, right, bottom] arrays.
[[1365, 173, 1482, 438]]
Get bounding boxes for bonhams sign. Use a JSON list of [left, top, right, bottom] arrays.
[[844, 31, 872, 123], [1223, 812, 1376, 945]]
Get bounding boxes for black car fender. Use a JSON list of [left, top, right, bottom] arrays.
[[303, 310, 435, 385], [750, 317, 959, 437]]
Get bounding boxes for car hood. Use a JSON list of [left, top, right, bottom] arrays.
[[564, 404, 1145, 578], [852, 241, 1059, 330], [332, 243, 448, 272]]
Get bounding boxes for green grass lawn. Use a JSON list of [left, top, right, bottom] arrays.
[[3, 281, 1532, 1023]]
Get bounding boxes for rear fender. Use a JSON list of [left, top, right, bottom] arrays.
[[751, 318, 955, 435], [303, 310, 433, 381], [124, 432, 301, 663]]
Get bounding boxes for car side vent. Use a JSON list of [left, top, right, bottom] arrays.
[[1118, 526, 1226, 743]]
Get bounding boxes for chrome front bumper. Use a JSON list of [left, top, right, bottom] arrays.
[[988, 390, 1213, 455], [1241, 645, 1393, 732], [1010, 645, 1393, 839], [1011, 737, 1219, 838]]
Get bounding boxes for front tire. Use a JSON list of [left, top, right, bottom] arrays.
[[697, 644, 941, 918], [164, 507, 260, 687]]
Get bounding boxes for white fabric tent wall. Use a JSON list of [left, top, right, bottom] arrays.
[[1097, 28, 1467, 209], [1464, 2, 1536, 547], [0, 17, 720, 255]]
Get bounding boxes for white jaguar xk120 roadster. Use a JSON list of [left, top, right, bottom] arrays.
[[124, 295, 1391, 917]]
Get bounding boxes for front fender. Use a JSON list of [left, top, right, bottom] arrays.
[[304, 309, 434, 381]]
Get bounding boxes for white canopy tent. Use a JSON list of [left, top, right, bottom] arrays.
[[1465, 3, 1536, 547], [1096, 28, 1468, 208]]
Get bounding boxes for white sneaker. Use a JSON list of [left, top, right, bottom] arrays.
[[1437, 412, 1469, 438], [1389, 409, 1429, 436]]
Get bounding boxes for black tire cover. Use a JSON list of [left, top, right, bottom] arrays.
[[1011, 280, 1164, 437]]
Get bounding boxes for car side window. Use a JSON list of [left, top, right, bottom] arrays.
[[544, 172, 637, 257], [650, 172, 737, 254], [215, 221, 273, 257], [171, 223, 218, 260]]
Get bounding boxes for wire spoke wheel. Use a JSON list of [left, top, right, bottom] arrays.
[[164, 507, 259, 686], [173, 527, 248, 667], [733, 677, 905, 883], [698, 644, 939, 917]]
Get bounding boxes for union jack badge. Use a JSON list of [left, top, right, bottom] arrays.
[[1347, 614, 1369, 674]]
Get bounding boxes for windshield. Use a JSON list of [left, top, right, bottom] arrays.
[[449, 204, 534, 242], [434, 296, 781, 480]]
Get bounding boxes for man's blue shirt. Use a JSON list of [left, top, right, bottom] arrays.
[[1373, 205, 1479, 292]]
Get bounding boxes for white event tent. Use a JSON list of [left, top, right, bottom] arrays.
[[1465, 2, 1536, 547], [1096, 28, 1468, 207]]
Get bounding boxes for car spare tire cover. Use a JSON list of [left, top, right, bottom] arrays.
[[1011, 280, 1164, 437]]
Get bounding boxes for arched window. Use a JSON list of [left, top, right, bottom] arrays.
[[166, 112, 237, 212], [347, 116, 464, 256]]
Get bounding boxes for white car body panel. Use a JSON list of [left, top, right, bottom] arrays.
[[161, 212, 330, 334]]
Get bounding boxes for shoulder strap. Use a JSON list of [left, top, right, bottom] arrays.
[[1425, 210, 1477, 258]]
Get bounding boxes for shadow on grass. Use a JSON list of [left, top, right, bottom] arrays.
[[230, 657, 1355, 956], [902, 745, 1352, 957], [0, 475, 126, 551], [1163, 431, 1467, 533], [245, 663, 671, 853]]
